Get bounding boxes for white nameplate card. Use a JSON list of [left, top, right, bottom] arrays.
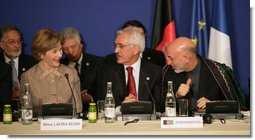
[[161, 117, 203, 128], [40, 119, 82, 130]]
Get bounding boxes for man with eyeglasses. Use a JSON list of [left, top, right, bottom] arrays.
[[104, 20, 166, 67], [0, 26, 37, 116], [60, 27, 104, 119], [97, 27, 163, 113]]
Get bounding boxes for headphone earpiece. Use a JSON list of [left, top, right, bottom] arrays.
[[203, 113, 213, 124]]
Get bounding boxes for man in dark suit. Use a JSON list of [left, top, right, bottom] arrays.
[[163, 37, 246, 112], [104, 20, 166, 67], [0, 26, 37, 112], [0, 61, 12, 121], [60, 27, 104, 118], [0, 53, 38, 80], [98, 27, 162, 112]]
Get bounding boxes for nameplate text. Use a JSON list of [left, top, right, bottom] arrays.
[[40, 119, 82, 130], [161, 117, 203, 128]]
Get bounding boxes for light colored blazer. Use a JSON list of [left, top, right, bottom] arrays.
[[20, 64, 82, 116]]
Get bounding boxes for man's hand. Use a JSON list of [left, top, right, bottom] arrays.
[[81, 90, 93, 104], [123, 94, 138, 102], [176, 79, 191, 98], [12, 86, 20, 101], [197, 97, 210, 109]]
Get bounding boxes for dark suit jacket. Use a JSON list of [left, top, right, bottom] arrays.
[[0, 52, 38, 111], [61, 52, 104, 116], [62, 52, 104, 97], [0, 61, 12, 119], [98, 59, 163, 112], [162, 56, 224, 111], [104, 47, 166, 67], [0, 52, 38, 81]]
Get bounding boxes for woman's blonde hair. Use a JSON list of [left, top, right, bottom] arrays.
[[32, 28, 64, 61]]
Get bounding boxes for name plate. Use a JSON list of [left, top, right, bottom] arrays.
[[40, 119, 82, 130], [161, 117, 203, 128]]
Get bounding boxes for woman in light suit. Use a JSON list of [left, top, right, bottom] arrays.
[[20, 28, 82, 117]]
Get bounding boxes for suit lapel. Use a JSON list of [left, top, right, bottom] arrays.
[[118, 65, 128, 97], [18, 58, 22, 80], [110, 64, 127, 104], [138, 61, 150, 100], [198, 59, 211, 97], [18, 55, 26, 80], [80, 54, 89, 78]]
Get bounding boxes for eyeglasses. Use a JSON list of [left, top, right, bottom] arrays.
[[114, 43, 133, 49], [2, 39, 22, 46], [124, 119, 139, 125]]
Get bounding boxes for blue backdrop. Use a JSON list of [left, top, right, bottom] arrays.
[[0, 0, 250, 98]]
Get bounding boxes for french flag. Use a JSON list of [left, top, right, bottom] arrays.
[[208, 0, 232, 68]]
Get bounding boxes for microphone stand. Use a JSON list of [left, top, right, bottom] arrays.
[[145, 82, 157, 120], [65, 74, 77, 117]]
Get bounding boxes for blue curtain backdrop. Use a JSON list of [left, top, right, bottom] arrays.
[[0, 0, 250, 98]]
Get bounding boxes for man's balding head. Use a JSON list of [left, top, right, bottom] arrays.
[[165, 37, 198, 73], [167, 37, 196, 54]]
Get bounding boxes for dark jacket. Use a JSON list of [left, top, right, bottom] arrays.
[[61, 52, 104, 116], [0, 61, 12, 120], [97, 59, 163, 112], [62, 52, 104, 98], [162, 55, 246, 111], [0, 52, 38, 112], [0, 52, 38, 80]]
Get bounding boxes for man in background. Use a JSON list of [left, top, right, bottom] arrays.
[[60, 27, 104, 119], [0, 26, 37, 114]]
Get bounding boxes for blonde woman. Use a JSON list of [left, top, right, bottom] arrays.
[[20, 28, 82, 117]]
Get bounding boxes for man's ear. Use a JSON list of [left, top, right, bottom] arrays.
[[133, 45, 140, 55], [183, 52, 190, 63]]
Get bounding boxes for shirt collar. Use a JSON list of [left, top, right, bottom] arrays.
[[69, 53, 83, 66], [124, 58, 141, 72], [4, 53, 19, 64], [38, 62, 63, 80]]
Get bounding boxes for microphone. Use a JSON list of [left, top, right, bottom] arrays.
[[64, 73, 77, 116], [144, 81, 156, 115], [161, 65, 171, 96]]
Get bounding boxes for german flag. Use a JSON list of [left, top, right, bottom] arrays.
[[151, 0, 176, 52]]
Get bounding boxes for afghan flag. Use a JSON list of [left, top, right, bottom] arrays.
[[151, 0, 176, 52], [208, 0, 232, 68], [190, 0, 209, 57]]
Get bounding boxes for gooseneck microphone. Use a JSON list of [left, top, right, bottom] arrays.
[[65, 73, 77, 116], [145, 82, 156, 115]]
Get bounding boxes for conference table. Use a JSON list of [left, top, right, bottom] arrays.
[[0, 115, 250, 136]]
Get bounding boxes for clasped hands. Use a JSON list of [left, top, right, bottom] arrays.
[[176, 79, 209, 109], [12, 86, 21, 101], [123, 94, 138, 103]]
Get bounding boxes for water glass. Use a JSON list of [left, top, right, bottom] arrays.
[[178, 99, 189, 117], [97, 100, 105, 120]]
